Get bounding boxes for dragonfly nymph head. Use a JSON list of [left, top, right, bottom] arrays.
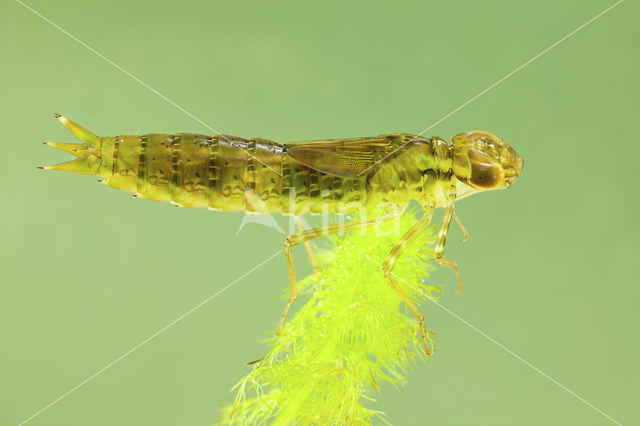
[[451, 130, 523, 191]]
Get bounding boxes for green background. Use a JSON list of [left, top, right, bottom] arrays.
[[2, 0, 638, 425]]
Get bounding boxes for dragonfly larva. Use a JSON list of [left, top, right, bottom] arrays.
[[42, 114, 523, 354]]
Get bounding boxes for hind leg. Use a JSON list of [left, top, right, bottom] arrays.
[[277, 214, 395, 335], [294, 216, 319, 273]]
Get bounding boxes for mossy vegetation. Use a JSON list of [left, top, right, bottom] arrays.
[[220, 210, 439, 425]]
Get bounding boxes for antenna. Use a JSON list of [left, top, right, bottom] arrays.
[[502, 134, 529, 144]]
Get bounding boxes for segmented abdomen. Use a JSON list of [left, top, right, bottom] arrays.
[[101, 133, 368, 214]]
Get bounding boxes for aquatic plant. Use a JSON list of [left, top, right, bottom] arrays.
[[220, 210, 439, 425]]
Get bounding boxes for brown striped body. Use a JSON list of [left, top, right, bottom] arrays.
[[99, 133, 382, 214], [44, 116, 522, 217]]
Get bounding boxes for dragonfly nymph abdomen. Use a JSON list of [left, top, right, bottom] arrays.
[[43, 114, 523, 355]]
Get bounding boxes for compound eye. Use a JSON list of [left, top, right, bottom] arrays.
[[468, 149, 505, 189]]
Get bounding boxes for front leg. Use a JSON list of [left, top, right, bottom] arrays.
[[435, 202, 463, 293], [452, 207, 470, 242]]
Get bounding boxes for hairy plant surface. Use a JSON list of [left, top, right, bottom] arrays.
[[220, 210, 438, 425]]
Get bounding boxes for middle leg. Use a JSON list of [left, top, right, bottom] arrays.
[[381, 206, 435, 355]]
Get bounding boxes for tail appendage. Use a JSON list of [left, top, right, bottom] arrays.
[[40, 114, 102, 175]]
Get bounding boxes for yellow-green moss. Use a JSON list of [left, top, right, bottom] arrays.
[[220, 210, 439, 425]]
